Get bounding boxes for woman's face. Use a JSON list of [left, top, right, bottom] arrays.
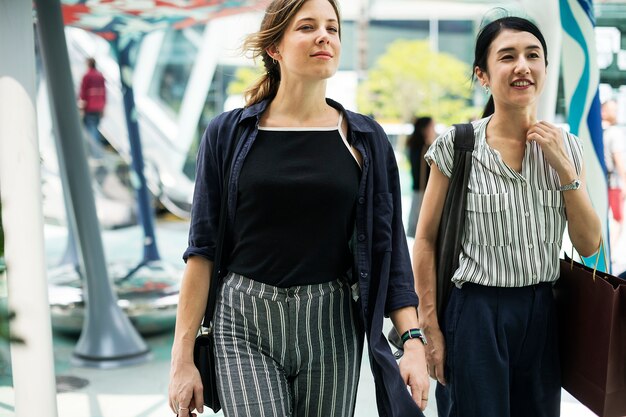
[[476, 29, 547, 111], [273, 0, 341, 82]]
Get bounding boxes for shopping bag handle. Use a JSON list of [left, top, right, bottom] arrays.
[[569, 239, 606, 281]]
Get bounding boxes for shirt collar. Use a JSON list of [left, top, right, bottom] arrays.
[[240, 97, 375, 135]]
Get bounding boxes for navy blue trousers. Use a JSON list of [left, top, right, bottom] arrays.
[[436, 282, 561, 417]]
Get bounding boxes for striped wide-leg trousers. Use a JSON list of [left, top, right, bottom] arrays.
[[214, 273, 363, 417]]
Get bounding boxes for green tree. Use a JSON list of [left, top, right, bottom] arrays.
[[358, 40, 478, 125], [227, 65, 266, 96]]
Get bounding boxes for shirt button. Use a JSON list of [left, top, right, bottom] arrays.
[[358, 197, 365, 204], [360, 271, 368, 278], [358, 234, 366, 242], [532, 274, 538, 280], [528, 244, 534, 249], [524, 211, 530, 217]]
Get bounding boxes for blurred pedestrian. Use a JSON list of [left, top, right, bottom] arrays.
[[601, 99, 626, 250], [406, 116, 437, 238], [168, 1, 429, 416], [78, 57, 106, 159], [413, 16, 601, 417]]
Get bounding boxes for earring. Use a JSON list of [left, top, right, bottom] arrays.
[[483, 85, 490, 95]]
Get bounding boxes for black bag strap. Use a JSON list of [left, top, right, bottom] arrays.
[[201, 121, 246, 328], [435, 123, 474, 322], [452, 123, 474, 152]]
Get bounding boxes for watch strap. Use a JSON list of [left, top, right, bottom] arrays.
[[400, 328, 428, 345]]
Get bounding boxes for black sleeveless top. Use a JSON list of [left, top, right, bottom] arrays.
[[228, 116, 360, 287]]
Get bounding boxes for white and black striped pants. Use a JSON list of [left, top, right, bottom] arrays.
[[214, 273, 363, 417]]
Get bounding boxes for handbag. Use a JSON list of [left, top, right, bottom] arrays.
[[435, 123, 474, 323], [193, 122, 246, 413], [554, 245, 626, 417], [193, 331, 219, 411]]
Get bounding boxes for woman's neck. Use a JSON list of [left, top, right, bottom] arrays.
[[488, 106, 538, 142], [264, 79, 336, 127]]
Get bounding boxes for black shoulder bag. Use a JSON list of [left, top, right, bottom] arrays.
[[193, 122, 246, 413], [435, 123, 474, 323], [388, 123, 475, 354]]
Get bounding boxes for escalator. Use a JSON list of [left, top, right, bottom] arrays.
[[39, 27, 195, 229]]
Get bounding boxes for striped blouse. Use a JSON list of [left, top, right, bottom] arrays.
[[425, 116, 584, 287]]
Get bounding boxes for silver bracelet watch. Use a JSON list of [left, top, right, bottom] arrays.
[[557, 178, 581, 192]]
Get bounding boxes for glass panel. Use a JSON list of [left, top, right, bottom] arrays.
[[339, 21, 357, 71], [367, 20, 429, 68], [182, 65, 239, 180], [148, 29, 198, 115]]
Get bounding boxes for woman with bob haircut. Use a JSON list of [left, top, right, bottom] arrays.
[[168, 1, 430, 416], [413, 15, 601, 417]]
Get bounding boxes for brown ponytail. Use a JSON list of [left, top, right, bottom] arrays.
[[243, 47, 282, 106]]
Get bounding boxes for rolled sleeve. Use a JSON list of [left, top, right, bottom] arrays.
[[183, 122, 222, 263], [424, 127, 455, 178], [385, 288, 420, 315]]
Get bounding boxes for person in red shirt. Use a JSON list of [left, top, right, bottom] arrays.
[[78, 57, 106, 158]]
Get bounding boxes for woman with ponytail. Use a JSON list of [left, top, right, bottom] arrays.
[[168, 1, 429, 416], [413, 15, 601, 417]]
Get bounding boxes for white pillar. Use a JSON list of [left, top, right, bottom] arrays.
[[0, 2, 59, 417], [522, 0, 562, 122]]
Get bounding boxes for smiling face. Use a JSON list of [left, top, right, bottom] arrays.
[[271, 0, 341, 82], [475, 29, 547, 111]]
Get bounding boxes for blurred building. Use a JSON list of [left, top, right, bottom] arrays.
[[39, 0, 626, 219]]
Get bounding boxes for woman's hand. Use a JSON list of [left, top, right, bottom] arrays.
[[399, 339, 431, 411], [168, 360, 204, 416], [169, 257, 212, 415], [526, 121, 576, 181], [421, 323, 446, 386]]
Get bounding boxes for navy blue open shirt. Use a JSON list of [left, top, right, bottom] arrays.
[[184, 98, 423, 417]]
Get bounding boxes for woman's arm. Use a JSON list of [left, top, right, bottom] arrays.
[[527, 122, 602, 256], [168, 256, 212, 416], [375, 127, 430, 409], [413, 164, 449, 385], [389, 306, 429, 410], [561, 162, 602, 256]]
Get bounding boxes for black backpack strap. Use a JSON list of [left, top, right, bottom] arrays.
[[201, 121, 246, 327]]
